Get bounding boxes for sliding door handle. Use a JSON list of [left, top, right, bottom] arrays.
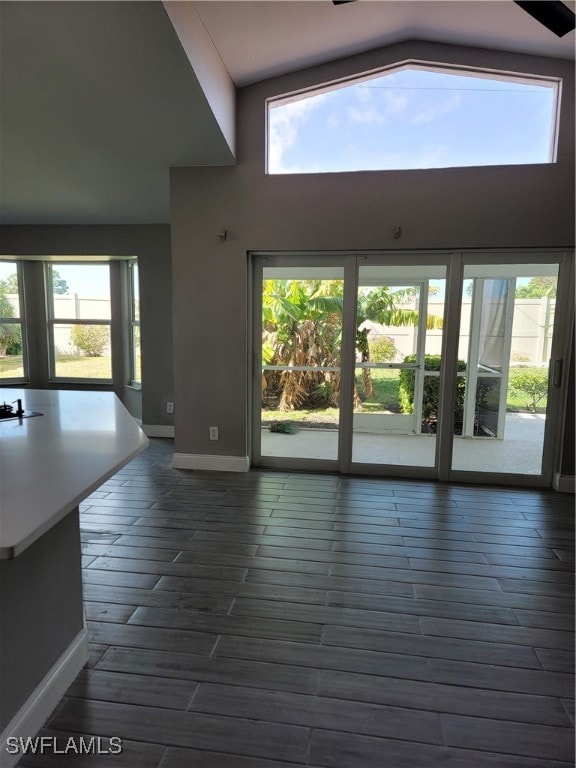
[[552, 358, 563, 387]]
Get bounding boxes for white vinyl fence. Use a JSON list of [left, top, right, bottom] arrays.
[[367, 298, 554, 365]]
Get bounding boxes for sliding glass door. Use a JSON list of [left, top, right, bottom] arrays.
[[252, 251, 573, 486], [350, 262, 447, 474], [253, 253, 449, 476], [447, 256, 572, 483], [254, 257, 345, 469]]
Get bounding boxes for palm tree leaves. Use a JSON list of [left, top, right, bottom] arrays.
[[358, 285, 443, 330], [263, 281, 343, 325]]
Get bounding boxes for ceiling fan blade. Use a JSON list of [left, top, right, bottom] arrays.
[[514, 1, 575, 37], [332, 1, 357, 5]]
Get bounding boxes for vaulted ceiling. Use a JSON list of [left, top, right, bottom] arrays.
[[195, 0, 576, 86], [1, 1, 574, 225]]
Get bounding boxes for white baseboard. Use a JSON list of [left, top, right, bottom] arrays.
[[553, 473, 575, 493], [0, 629, 88, 767], [142, 424, 175, 438], [173, 452, 250, 472]]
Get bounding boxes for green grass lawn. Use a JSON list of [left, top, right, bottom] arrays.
[[54, 355, 112, 378], [355, 368, 402, 413], [0, 355, 25, 378], [262, 406, 340, 427], [0, 354, 112, 380]]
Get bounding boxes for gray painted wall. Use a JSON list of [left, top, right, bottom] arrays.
[[0, 225, 174, 428], [170, 41, 574, 470], [0, 511, 83, 732]]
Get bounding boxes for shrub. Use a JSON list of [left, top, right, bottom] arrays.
[[399, 354, 466, 424], [369, 334, 398, 363], [307, 381, 335, 408], [0, 292, 20, 355], [5, 338, 22, 355], [511, 350, 531, 363], [71, 325, 109, 357], [508, 368, 548, 412], [0, 328, 21, 356]]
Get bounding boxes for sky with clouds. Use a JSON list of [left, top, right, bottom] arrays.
[[268, 67, 557, 174]]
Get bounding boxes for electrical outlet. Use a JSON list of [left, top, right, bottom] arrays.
[[166, 401, 174, 414], [209, 426, 219, 441]]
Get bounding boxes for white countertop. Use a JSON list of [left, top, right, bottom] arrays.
[[0, 389, 148, 559]]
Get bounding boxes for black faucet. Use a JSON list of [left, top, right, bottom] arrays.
[[0, 402, 13, 419], [0, 399, 25, 419]]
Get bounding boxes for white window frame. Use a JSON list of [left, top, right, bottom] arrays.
[[128, 260, 141, 387]]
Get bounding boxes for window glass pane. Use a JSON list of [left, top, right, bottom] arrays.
[[131, 263, 140, 321], [0, 323, 24, 378], [51, 264, 111, 319], [132, 325, 141, 383], [268, 65, 558, 174], [261, 270, 343, 462], [424, 279, 446, 357], [54, 323, 111, 379], [351, 268, 446, 468], [476, 278, 509, 373], [0, 261, 20, 317], [475, 376, 502, 437], [0, 263, 25, 381], [354, 366, 403, 415]]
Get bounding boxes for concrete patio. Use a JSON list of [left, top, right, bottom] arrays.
[[261, 412, 546, 475]]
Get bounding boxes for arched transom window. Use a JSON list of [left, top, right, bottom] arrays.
[[266, 63, 560, 174]]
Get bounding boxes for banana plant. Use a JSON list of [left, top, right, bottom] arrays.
[[262, 280, 442, 411]]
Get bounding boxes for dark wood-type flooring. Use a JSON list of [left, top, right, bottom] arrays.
[[20, 438, 575, 767]]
